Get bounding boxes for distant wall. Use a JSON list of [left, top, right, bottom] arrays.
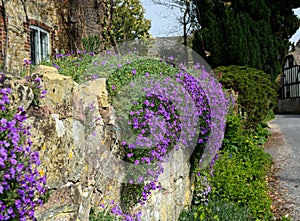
[[277, 98, 300, 114]]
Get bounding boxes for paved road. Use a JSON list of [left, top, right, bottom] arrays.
[[268, 115, 300, 220]]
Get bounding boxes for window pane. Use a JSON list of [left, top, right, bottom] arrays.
[[30, 26, 50, 65], [30, 29, 39, 65], [40, 32, 49, 61]]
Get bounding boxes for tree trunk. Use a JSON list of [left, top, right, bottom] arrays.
[[66, 0, 112, 52]]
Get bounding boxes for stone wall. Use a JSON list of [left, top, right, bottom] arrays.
[[1, 65, 194, 220], [277, 98, 300, 114], [132, 148, 193, 221]]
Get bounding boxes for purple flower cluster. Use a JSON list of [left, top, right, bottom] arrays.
[[120, 65, 218, 208], [76, 50, 228, 219], [52, 63, 60, 70], [110, 203, 142, 221], [0, 88, 48, 220], [23, 60, 32, 66], [193, 65, 228, 169], [25, 75, 47, 106]]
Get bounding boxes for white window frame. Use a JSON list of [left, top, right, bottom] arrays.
[[30, 25, 50, 65]]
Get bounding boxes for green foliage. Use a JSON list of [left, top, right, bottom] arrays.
[[89, 208, 119, 221], [277, 217, 291, 221], [179, 199, 252, 221], [264, 109, 275, 123], [210, 113, 273, 220], [192, 0, 299, 80], [211, 152, 272, 219], [221, 113, 244, 149], [82, 35, 101, 53], [252, 122, 271, 145], [183, 111, 289, 220], [215, 65, 277, 128], [41, 51, 96, 83], [102, 0, 151, 46], [179, 204, 220, 221], [120, 183, 145, 212], [107, 58, 178, 97]]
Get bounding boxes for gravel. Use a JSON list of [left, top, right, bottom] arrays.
[[265, 115, 300, 221]]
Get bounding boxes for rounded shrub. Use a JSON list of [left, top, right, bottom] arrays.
[[215, 65, 277, 128]]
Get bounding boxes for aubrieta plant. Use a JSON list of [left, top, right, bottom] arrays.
[[120, 66, 212, 203], [102, 56, 227, 216], [0, 88, 48, 221]]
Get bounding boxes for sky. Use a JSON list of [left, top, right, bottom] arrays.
[[141, 0, 300, 44], [290, 8, 300, 44], [141, 0, 182, 37]]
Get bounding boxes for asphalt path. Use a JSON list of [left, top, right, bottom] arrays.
[[268, 115, 300, 220]]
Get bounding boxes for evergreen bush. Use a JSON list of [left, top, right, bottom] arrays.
[[215, 65, 277, 128]]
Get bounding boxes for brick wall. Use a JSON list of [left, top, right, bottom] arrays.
[[0, 5, 7, 65]]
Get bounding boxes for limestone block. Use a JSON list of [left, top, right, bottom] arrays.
[[25, 75, 123, 220], [131, 148, 193, 221], [25, 116, 75, 188], [77, 78, 109, 108], [33, 65, 76, 108], [0, 72, 34, 110], [35, 204, 77, 221]]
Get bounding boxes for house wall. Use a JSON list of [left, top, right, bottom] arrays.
[[281, 54, 300, 99], [0, 0, 112, 73], [283, 55, 297, 69], [66, 0, 113, 52], [0, 0, 61, 72]]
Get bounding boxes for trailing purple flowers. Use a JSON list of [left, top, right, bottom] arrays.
[[105, 55, 229, 219], [0, 88, 48, 221]]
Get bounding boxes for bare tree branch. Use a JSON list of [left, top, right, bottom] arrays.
[[151, 0, 195, 37]]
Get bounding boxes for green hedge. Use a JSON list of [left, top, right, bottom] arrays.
[[215, 65, 277, 128]]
